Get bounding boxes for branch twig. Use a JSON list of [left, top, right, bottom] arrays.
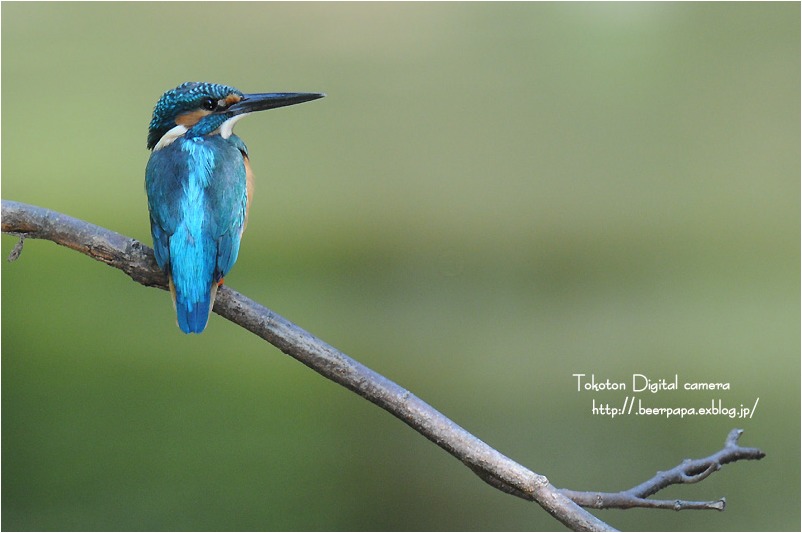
[[2, 199, 766, 531], [560, 429, 765, 511]]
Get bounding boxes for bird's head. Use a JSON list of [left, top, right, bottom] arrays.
[[147, 81, 324, 150]]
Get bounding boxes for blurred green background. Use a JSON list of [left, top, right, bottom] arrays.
[[2, 2, 798, 531]]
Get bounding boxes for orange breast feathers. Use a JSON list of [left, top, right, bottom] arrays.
[[243, 153, 254, 231]]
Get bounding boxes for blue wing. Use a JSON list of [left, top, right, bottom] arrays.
[[146, 135, 248, 333]]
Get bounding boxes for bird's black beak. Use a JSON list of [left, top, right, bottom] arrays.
[[227, 92, 325, 116]]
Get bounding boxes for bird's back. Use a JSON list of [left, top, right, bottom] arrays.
[[146, 134, 248, 333]]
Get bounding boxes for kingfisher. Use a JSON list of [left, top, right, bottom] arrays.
[[145, 82, 324, 333]]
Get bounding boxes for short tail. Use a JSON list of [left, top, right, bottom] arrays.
[[169, 276, 219, 334]]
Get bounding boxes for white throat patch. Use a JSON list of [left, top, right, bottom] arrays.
[[220, 113, 250, 140], [154, 124, 188, 151]]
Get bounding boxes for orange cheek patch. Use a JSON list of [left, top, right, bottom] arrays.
[[175, 109, 212, 127], [224, 94, 243, 106]]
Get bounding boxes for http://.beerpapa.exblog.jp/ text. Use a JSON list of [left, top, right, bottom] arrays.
[[573, 373, 759, 419]]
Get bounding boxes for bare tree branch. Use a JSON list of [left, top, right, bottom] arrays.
[[560, 429, 765, 511], [2, 199, 766, 531]]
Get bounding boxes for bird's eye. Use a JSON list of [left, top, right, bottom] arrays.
[[201, 98, 217, 111]]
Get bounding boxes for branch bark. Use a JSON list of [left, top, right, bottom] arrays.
[[2, 199, 765, 531], [560, 429, 765, 511]]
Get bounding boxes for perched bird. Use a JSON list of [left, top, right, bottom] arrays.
[[145, 82, 324, 333]]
